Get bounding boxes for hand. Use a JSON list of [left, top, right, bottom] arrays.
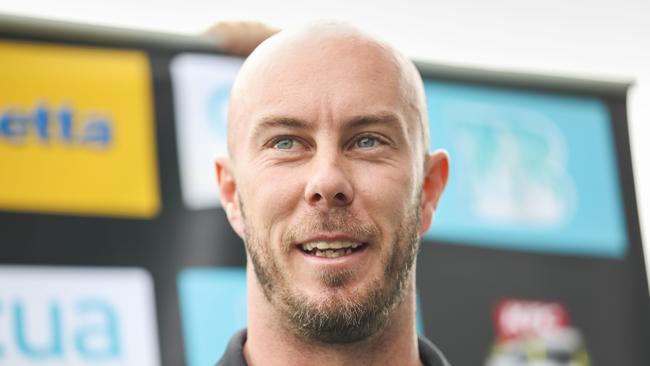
[[205, 21, 279, 56]]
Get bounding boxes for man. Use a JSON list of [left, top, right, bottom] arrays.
[[214, 21, 450, 366]]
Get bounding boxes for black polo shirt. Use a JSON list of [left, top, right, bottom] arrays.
[[215, 329, 451, 366]]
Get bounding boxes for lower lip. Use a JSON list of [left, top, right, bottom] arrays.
[[295, 244, 369, 266]]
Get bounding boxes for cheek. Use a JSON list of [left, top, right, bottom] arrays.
[[353, 165, 417, 227], [240, 166, 305, 237]]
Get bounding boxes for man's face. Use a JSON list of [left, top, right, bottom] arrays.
[[227, 38, 429, 343]]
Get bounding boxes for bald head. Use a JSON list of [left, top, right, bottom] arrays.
[[215, 23, 450, 351], [227, 21, 430, 161]]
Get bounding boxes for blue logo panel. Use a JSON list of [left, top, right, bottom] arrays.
[[424, 81, 627, 257], [178, 268, 247, 366]]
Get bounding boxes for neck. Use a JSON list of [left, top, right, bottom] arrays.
[[243, 263, 422, 366]]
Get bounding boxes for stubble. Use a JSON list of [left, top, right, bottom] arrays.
[[241, 197, 421, 344]]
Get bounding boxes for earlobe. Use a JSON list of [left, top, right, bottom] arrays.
[[215, 157, 245, 238], [418, 150, 450, 235]]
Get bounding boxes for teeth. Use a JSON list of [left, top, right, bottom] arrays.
[[311, 249, 354, 258], [302, 241, 361, 251]]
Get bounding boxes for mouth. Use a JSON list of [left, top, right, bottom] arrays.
[[298, 241, 368, 258]]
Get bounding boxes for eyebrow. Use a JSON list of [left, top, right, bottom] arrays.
[[250, 112, 404, 141], [346, 112, 402, 130], [250, 116, 311, 142]]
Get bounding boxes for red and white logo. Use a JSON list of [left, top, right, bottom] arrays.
[[494, 299, 570, 341]]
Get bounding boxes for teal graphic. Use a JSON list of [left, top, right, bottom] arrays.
[[424, 81, 626, 257], [178, 268, 426, 366], [178, 268, 247, 366]]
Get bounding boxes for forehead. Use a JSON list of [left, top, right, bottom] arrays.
[[232, 36, 414, 141]]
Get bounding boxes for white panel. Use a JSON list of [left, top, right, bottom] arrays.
[[0, 266, 160, 366], [170, 53, 243, 210]]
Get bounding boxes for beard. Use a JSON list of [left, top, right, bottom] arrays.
[[241, 198, 421, 344]]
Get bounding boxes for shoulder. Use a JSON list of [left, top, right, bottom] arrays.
[[215, 329, 248, 366], [418, 335, 451, 366]]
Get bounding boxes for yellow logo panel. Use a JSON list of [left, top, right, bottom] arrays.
[[0, 40, 159, 218]]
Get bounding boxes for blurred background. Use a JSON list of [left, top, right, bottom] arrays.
[[0, 1, 649, 365]]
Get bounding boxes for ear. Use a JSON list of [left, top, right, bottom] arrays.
[[419, 149, 450, 235], [215, 157, 245, 238]]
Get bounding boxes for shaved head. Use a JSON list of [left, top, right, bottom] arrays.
[[227, 21, 429, 162], [214, 20, 450, 351]]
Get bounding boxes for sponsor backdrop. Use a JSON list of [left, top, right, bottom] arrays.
[[1, 20, 649, 366]]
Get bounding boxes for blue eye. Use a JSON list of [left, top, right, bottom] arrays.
[[356, 136, 377, 148], [273, 138, 294, 150]]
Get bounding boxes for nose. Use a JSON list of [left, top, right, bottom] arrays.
[[304, 151, 354, 208]]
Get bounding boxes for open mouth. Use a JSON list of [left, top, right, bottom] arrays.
[[298, 241, 368, 258]]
